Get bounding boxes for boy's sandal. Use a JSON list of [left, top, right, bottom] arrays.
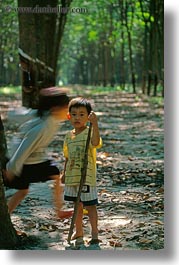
[[57, 210, 73, 219], [88, 239, 101, 245], [74, 236, 84, 245]]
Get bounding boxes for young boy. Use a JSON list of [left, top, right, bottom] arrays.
[[62, 97, 102, 244]]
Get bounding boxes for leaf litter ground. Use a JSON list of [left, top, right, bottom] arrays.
[[1, 90, 164, 250]]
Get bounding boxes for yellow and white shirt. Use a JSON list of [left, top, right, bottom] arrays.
[[63, 127, 102, 186]]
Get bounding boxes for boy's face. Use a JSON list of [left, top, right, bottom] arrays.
[[69, 106, 89, 128]]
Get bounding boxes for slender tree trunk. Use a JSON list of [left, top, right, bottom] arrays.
[[153, 73, 158, 96], [147, 71, 152, 96], [118, 0, 125, 89], [110, 47, 115, 87], [158, 0, 164, 97], [101, 43, 107, 87], [97, 43, 103, 86], [88, 44, 96, 85], [141, 23, 149, 95], [120, 20, 125, 89], [139, 0, 151, 95], [124, 2, 136, 93], [0, 117, 18, 249], [127, 28, 136, 93]]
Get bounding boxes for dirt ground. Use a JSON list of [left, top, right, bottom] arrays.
[[1, 90, 164, 250]]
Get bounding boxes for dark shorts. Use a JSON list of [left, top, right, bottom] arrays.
[[4, 160, 59, 190], [64, 185, 98, 206]]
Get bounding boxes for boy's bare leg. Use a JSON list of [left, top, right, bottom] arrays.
[[7, 189, 29, 214], [86, 205, 98, 240], [52, 175, 73, 219], [71, 202, 84, 239]]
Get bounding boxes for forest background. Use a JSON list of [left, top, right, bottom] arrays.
[[0, 0, 163, 98]]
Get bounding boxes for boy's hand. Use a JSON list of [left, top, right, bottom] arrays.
[[88, 111, 100, 146], [88, 111, 98, 126]]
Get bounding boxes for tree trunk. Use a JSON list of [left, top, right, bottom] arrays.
[[139, 0, 151, 95], [103, 44, 109, 87], [0, 117, 18, 249], [153, 73, 158, 96], [124, 1, 136, 93], [158, 0, 164, 97], [18, 0, 72, 108], [118, 0, 125, 89], [147, 71, 152, 96], [97, 43, 103, 86]]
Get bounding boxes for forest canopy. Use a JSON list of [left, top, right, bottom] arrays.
[[0, 0, 163, 96]]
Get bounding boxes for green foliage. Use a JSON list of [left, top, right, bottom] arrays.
[[59, 0, 163, 90], [82, 86, 123, 94], [0, 86, 21, 95], [0, 0, 164, 97], [0, 85, 133, 96], [88, 30, 98, 41], [0, 0, 19, 85], [147, 96, 164, 106]]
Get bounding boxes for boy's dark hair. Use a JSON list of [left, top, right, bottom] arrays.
[[37, 87, 69, 117], [68, 97, 92, 115]]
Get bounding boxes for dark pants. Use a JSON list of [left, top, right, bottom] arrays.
[[3, 160, 59, 190]]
